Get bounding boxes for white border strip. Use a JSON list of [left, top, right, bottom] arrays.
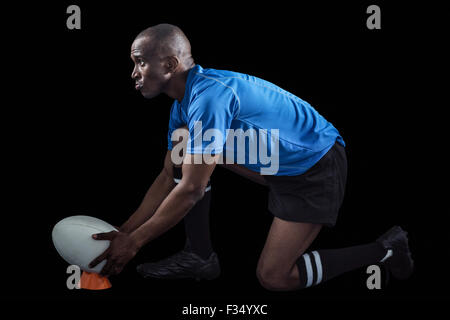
[[312, 251, 323, 285], [303, 253, 313, 288], [173, 178, 211, 193]]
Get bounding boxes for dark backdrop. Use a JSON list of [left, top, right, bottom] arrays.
[[3, 0, 447, 316]]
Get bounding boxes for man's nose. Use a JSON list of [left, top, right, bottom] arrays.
[[131, 66, 140, 80]]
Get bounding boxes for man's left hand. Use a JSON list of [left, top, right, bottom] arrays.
[[89, 231, 140, 277]]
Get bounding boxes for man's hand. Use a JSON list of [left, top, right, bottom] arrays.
[[89, 231, 140, 277]]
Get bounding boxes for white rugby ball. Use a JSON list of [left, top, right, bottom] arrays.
[[52, 215, 118, 273]]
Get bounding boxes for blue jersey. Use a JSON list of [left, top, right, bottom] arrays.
[[168, 65, 345, 176]]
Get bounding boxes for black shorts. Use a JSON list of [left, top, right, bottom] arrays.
[[263, 142, 347, 227]]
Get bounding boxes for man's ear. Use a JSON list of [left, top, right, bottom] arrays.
[[165, 56, 180, 74]]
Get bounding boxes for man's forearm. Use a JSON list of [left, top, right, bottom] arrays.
[[120, 169, 175, 233], [130, 183, 203, 248]]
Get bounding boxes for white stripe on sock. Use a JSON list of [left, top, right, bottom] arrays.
[[380, 249, 393, 263], [312, 251, 323, 285], [174, 178, 211, 192], [303, 253, 313, 288]]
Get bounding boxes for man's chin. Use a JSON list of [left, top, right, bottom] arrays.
[[141, 90, 159, 99]]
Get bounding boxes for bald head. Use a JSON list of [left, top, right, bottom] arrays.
[[131, 24, 195, 100], [135, 24, 193, 66]]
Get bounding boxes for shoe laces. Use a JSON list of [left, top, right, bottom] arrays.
[[160, 250, 202, 266]]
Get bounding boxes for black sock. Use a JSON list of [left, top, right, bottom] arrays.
[[173, 166, 213, 260], [296, 242, 387, 289]]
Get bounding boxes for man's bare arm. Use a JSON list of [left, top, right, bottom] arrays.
[[120, 151, 176, 233], [130, 154, 217, 248]]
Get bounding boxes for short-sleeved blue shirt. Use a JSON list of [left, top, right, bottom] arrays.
[[168, 65, 345, 176]]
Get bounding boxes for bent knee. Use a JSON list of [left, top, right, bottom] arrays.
[[256, 267, 293, 291]]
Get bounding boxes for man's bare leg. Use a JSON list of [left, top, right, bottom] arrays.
[[256, 218, 322, 290], [255, 218, 411, 291]]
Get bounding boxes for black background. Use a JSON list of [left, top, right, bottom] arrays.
[[2, 0, 448, 316]]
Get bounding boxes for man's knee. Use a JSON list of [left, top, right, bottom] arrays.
[[256, 265, 292, 291]]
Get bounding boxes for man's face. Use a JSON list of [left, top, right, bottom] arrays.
[[130, 37, 168, 99]]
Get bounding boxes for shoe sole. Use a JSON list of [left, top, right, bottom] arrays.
[[195, 263, 221, 281], [136, 262, 221, 281]]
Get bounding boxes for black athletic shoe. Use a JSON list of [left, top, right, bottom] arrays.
[[376, 226, 414, 280], [136, 250, 221, 280]]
